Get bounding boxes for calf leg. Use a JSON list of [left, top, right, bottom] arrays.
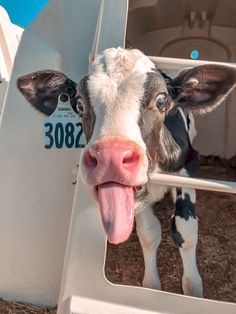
[[135, 207, 162, 289], [171, 187, 203, 297]]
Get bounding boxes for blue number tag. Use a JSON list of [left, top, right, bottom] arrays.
[[43, 94, 86, 149]]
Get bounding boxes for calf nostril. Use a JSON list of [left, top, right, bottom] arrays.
[[83, 150, 98, 170], [122, 151, 140, 169]]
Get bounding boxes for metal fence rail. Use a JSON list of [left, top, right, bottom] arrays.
[[149, 56, 236, 72], [149, 173, 236, 194]]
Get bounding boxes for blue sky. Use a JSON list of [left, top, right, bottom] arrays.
[[0, 0, 49, 27]]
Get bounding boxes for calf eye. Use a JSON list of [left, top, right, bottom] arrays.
[[155, 93, 167, 111], [76, 97, 85, 116]]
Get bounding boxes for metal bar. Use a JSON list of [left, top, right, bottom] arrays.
[[149, 173, 236, 194], [149, 56, 236, 72], [148, 57, 236, 195]]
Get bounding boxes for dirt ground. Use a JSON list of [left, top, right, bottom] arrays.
[[1, 162, 235, 313]]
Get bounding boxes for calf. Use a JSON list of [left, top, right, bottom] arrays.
[[17, 48, 236, 297]]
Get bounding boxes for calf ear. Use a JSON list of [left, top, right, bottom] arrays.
[[170, 65, 236, 114], [17, 70, 77, 116]]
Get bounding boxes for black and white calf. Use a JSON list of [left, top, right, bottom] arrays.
[[17, 48, 236, 297]]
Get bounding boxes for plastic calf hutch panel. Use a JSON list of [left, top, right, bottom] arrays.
[[126, 0, 236, 159], [0, 6, 23, 81], [69, 296, 163, 314], [0, 0, 235, 311], [0, 0, 128, 307], [0, 0, 103, 306], [57, 179, 236, 314], [0, 6, 23, 112], [57, 1, 236, 314]]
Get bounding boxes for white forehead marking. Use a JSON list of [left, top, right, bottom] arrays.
[[90, 47, 155, 77], [88, 48, 155, 107], [87, 48, 157, 149]]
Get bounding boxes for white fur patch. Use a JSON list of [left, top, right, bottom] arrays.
[[177, 107, 188, 131], [188, 112, 197, 143], [175, 216, 198, 249], [135, 207, 162, 289], [177, 108, 197, 143]]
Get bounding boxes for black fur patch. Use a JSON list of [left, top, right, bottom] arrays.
[[184, 149, 199, 177], [187, 115, 191, 130], [157, 110, 193, 173], [79, 76, 90, 101], [171, 190, 197, 247], [170, 216, 184, 247], [175, 191, 196, 220]]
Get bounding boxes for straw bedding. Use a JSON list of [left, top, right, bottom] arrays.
[[0, 300, 56, 314], [1, 160, 235, 313], [105, 160, 236, 302]]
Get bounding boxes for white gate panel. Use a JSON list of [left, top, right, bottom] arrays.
[[0, 0, 101, 306]]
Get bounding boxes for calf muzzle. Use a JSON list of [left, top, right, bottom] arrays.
[[82, 137, 143, 186]]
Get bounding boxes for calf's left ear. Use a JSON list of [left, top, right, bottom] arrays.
[[17, 70, 77, 116], [170, 64, 236, 114]]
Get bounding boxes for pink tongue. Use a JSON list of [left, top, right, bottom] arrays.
[[98, 182, 134, 244]]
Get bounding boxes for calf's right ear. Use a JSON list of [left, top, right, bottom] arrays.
[[17, 70, 77, 116], [170, 64, 236, 115]]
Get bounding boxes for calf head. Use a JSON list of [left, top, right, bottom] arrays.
[[17, 48, 236, 244]]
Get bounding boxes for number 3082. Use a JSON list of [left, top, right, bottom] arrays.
[[44, 122, 85, 149]]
